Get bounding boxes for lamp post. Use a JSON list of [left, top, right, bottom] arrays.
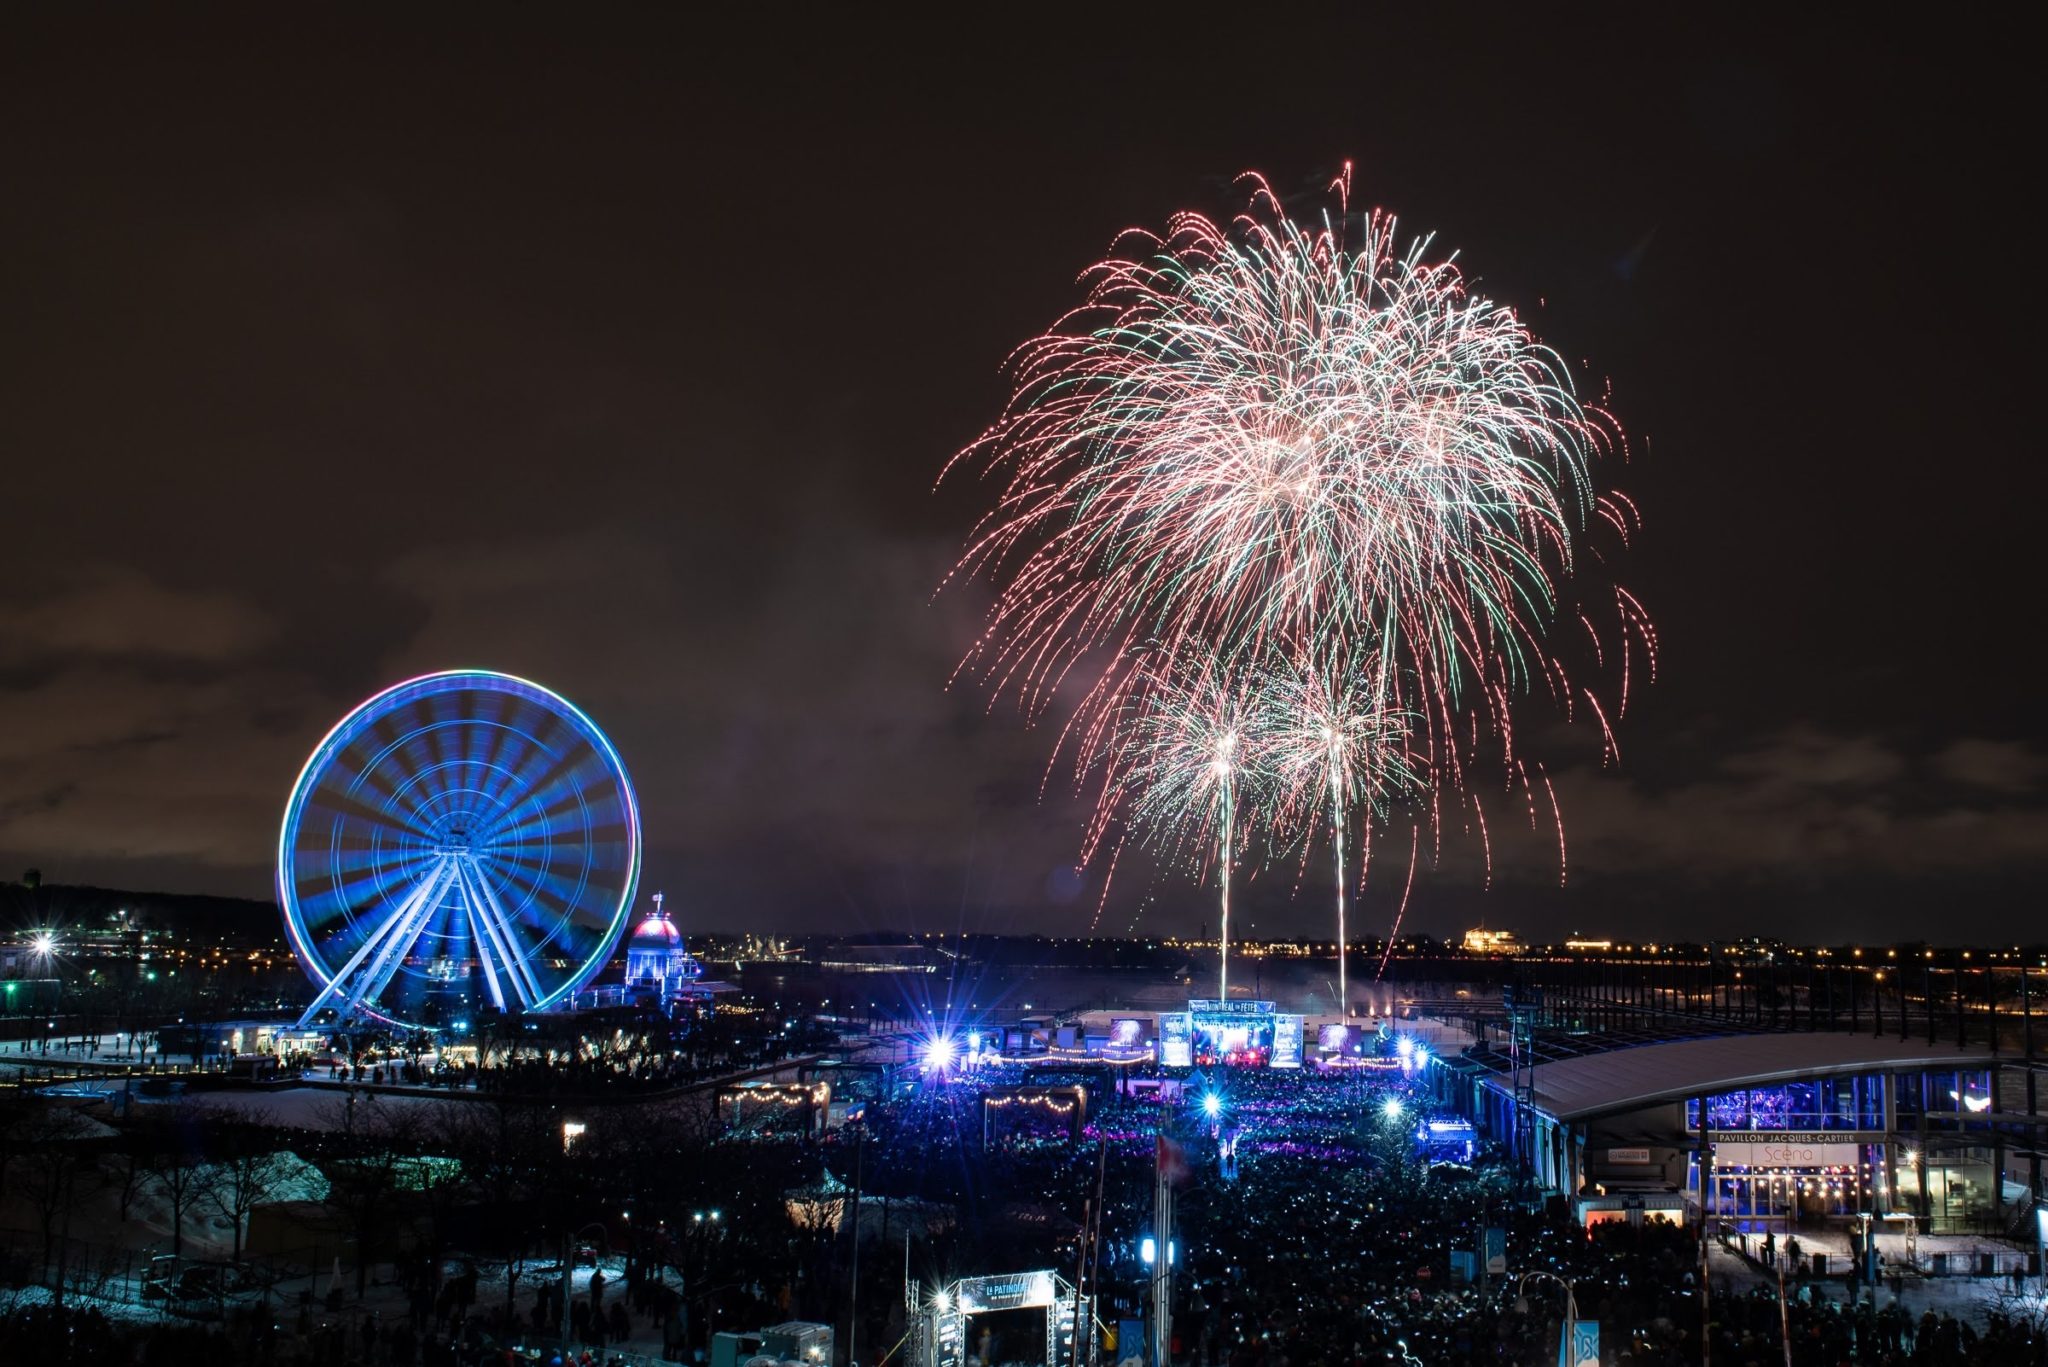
[[683, 1207, 724, 1355], [846, 1121, 865, 1367], [1513, 1271, 1584, 1366]]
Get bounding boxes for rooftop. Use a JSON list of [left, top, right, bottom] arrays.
[[1483, 1032, 2000, 1123]]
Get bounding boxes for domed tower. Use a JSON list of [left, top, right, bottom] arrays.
[[623, 892, 703, 1002]]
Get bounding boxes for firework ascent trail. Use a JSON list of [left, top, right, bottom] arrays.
[[942, 166, 1654, 984]]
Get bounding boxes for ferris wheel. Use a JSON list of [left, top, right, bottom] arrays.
[[278, 670, 641, 1028]]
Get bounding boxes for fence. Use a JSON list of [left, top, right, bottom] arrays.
[[0, 1227, 148, 1306], [0, 1226, 300, 1315]]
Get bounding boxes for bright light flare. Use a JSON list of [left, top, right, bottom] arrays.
[[923, 1035, 957, 1071], [1201, 1091, 1224, 1120], [1381, 1096, 1405, 1121]]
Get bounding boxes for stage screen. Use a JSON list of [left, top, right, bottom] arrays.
[[1271, 1014, 1304, 1068], [1158, 1013, 1193, 1068], [1318, 1023, 1360, 1056], [1108, 1017, 1147, 1052], [1192, 1017, 1273, 1066]]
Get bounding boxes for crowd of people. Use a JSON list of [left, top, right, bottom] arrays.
[[851, 1054, 2048, 1366], [8, 1020, 2047, 1365]]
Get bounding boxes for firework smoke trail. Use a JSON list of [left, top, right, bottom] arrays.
[[944, 166, 1649, 943], [1259, 650, 1424, 1014], [1088, 656, 1265, 999]]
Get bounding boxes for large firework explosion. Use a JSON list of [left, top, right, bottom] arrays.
[[945, 167, 1651, 983]]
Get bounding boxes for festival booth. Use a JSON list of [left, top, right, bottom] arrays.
[[1416, 1117, 1478, 1166], [717, 1079, 832, 1137], [1575, 1192, 1689, 1230], [981, 1085, 1088, 1144]]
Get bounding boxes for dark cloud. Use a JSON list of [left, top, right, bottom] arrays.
[[0, 567, 270, 665], [1536, 730, 2048, 881], [1932, 739, 2045, 796], [0, 12, 2037, 942], [0, 665, 322, 876]]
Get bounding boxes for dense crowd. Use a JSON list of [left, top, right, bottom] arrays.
[[857, 1056, 2048, 1366]]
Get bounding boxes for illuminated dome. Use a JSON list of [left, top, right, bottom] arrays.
[[630, 914, 683, 949], [623, 891, 702, 1002]]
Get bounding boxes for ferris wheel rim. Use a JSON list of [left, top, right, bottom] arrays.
[[276, 668, 642, 1024]]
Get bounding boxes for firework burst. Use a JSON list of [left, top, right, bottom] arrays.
[[1257, 649, 1424, 1010], [945, 166, 1650, 956], [1084, 654, 1267, 1000]]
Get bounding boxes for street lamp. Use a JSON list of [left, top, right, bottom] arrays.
[[1513, 1271, 1585, 1364]]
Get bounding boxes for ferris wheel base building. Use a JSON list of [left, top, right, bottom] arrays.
[[277, 670, 645, 1030]]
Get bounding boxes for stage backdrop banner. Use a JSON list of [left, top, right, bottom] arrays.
[[1188, 999, 1276, 1016]]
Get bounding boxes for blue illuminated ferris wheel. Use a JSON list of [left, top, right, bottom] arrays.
[[278, 671, 641, 1028]]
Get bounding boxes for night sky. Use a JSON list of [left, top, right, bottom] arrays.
[[2, 11, 2039, 945]]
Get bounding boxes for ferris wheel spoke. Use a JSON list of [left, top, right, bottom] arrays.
[[472, 851, 581, 924], [477, 807, 615, 871], [346, 731, 455, 824], [323, 847, 439, 903], [307, 784, 442, 845], [471, 750, 598, 845], [475, 720, 554, 813]]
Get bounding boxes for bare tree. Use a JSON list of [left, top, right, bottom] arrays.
[[14, 1108, 104, 1297], [0, 1089, 40, 1197], [143, 1108, 220, 1260], [318, 1095, 422, 1297], [208, 1143, 294, 1264], [442, 1094, 555, 1319], [110, 1143, 151, 1223]]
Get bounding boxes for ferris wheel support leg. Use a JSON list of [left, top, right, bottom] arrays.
[[344, 858, 461, 1019], [453, 861, 529, 1011], [459, 860, 546, 1007], [466, 901, 508, 1014], [295, 859, 454, 1027]]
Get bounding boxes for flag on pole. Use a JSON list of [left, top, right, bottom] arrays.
[[1156, 1135, 1190, 1184]]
